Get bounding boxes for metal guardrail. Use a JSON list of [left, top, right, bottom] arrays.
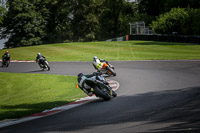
[[106, 36, 128, 42]]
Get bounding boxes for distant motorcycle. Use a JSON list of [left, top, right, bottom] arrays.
[[94, 62, 116, 76], [78, 72, 117, 100], [37, 57, 50, 71], [1, 57, 10, 67]]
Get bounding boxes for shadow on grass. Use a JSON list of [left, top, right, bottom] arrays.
[[0, 101, 71, 120]]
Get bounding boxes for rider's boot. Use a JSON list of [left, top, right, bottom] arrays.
[[87, 91, 93, 96], [85, 89, 93, 96], [112, 90, 117, 97], [82, 88, 93, 96]]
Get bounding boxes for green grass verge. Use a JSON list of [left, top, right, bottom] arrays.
[[0, 72, 86, 120], [0, 41, 200, 61]]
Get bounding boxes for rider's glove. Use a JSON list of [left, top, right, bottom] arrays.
[[93, 72, 98, 76]]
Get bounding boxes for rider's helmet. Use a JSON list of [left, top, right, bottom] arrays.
[[77, 73, 84, 82], [5, 51, 8, 53], [78, 73, 84, 78], [93, 56, 98, 61], [37, 53, 41, 56]]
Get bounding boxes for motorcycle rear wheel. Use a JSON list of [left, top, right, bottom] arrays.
[[107, 66, 116, 76]]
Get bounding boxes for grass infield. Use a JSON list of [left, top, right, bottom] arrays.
[[0, 41, 200, 61], [0, 72, 85, 120]]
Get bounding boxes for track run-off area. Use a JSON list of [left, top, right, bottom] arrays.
[[0, 60, 200, 133]]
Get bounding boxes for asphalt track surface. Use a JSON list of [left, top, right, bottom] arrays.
[[0, 61, 200, 133]]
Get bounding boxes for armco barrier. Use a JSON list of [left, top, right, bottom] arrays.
[[106, 36, 127, 41]]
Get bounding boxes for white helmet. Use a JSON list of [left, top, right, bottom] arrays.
[[93, 56, 98, 61], [37, 53, 41, 56]]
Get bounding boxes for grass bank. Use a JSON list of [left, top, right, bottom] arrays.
[[0, 41, 199, 61], [0, 72, 85, 120]]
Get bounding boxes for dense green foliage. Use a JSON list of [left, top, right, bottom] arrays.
[[98, 0, 135, 40], [151, 8, 200, 35], [0, 0, 137, 47], [137, 0, 200, 16], [0, 0, 6, 24], [151, 8, 188, 34], [1, 0, 46, 47], [0, 0, 200, 48], [182, 8, 200, 35]]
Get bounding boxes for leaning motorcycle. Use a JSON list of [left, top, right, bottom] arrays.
[[84, 73, 117, 100], [95, 62, 116, 76], [1, 58, 10, 67], [38, 58, 50, 71]]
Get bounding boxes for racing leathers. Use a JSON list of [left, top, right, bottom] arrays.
[[2, 52, 10, 66], [92, 58, 108, 71], [2, 52, 10, 61], [36, 55, 45, 64], [77, 73, 98, 96]]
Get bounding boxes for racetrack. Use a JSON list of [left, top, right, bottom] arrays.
[[0, 61, 200, 132]]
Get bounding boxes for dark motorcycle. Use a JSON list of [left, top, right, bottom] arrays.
[[81, 73, 117, 100], [1, 58, 10, 67], [38, 58, 50, 71]]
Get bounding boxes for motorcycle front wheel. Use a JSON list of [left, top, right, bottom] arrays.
[[6, 60, 9, 67], [94, 86, 111, 101], [44, 61, 50, 71]]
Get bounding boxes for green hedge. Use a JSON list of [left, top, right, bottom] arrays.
[[129, 35, 200, 44]]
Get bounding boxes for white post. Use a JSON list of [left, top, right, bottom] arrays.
[[129, 23, 132, 35]]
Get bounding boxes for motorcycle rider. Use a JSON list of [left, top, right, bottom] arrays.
[[77, 72, 117, 97], [36, 53, 46, 67], [77, 72, 97, 96], [92, 56, 108, 71], [2, 51, 10, 66]]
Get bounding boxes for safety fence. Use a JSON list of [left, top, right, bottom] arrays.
[[107, 34, 200, 44], [129, 35, 200, 44]]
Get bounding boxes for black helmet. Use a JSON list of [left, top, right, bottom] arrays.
[[78, 73, 84, 78], [77, 73, 84, 82]]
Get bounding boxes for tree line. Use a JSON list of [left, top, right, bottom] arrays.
[[0, 0, 200, 48]]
